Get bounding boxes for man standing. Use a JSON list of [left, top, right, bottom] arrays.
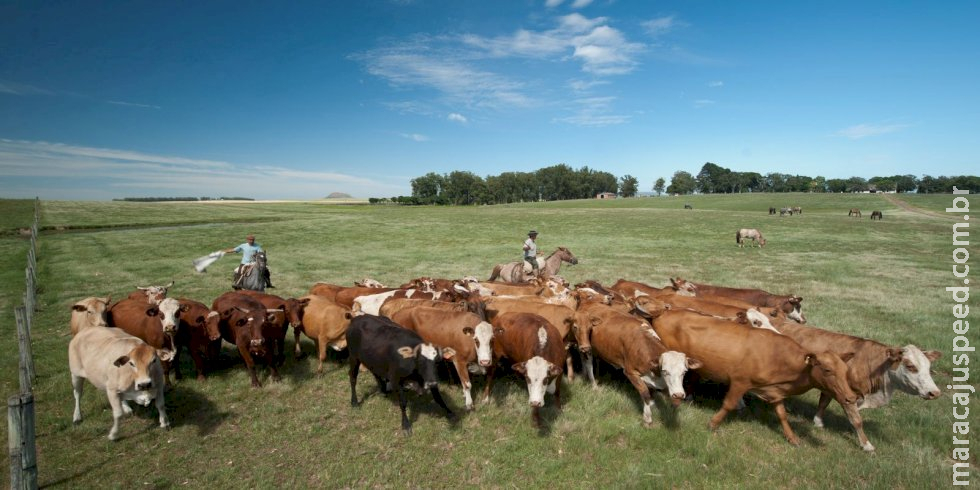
[[225, 234, 273, 288], [523, 230, 539, 277]]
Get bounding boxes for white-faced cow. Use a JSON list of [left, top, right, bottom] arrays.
[[126, 281, 174, 304], [107, 297, 182, 385], [69, 326, 170, 440]]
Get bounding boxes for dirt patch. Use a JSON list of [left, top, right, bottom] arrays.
[[879, 194, 954, 220]]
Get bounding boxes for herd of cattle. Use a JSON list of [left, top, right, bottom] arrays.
[[67, 270, 941, 450]]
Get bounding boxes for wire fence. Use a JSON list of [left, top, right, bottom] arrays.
[[9, 197, 39, 489]]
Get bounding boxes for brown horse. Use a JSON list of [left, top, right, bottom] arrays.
[[488, 247, 579, 284], [848, 209, 862, 218], [870, 210, 883, 220], [736, 228, 766, 248]]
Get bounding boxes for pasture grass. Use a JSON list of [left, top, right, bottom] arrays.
[[0, 192, 976, 487]]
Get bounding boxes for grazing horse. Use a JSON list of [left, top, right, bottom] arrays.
[[736, 228, 766, 248], [768, 207, 776, 215], [791, 206, 802, 215], [779, 207, 790, 216], [849, 209, 862, 218], [684, 203, 693, 209], [234, 251, 268, 292], [870, 210, 883, 220], [488, 247, 579, 284]]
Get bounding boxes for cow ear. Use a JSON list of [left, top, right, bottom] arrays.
[[441, 347, 457, 360], [923, 350, 942, 362], [686, 358, 704, 370], [344, 312, 353, 320], [886, 348, 903, 363], [804, 353, 820, 366], [512, 362, 527, 374], [180, 304, 190, 313], [157, 349, 175, 362], [494, 327, 505, 336], [195, 315, 205, 325], [735, 312, 748, 323], [548, 364, 562, 377], [113, 355, 130, 367], [146, 307, 159, 317], [589, 316, 601, 326], [839, 352, 855, 363], [72, 305, 86, 312], [397, 346, 415, 359], [462, 326, 475, 336]]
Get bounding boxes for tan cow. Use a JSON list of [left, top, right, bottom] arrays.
[[390, 307, 494, 410], [672, 277, 806, 323], [69, 327, 170, 440], [652, 309, 864, 448], [294, 295, 353, 372], [70, 296, 111, 335]]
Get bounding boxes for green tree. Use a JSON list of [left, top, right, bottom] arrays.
[[845, 176, 868, 193], [667, 171, 696, 195], [410, 172, 445, 204], [653, 177, 665, 196], [619, 175, 639, 197], [443, 170, 485, 205]]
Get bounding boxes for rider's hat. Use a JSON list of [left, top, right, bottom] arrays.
[[528, 230, 538, 236], [246, 234, 255, 240]]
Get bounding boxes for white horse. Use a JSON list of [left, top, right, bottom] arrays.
[[736, 228, 766, 248]]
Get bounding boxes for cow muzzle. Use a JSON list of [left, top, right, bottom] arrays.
[[479, 359, 491, 367], [163, 323, 177, 334], [250, 339, 264, 347], [424, 381, 439, 390], [923, 390, 940, 400], [136, 380, 153, 391], [670, 393, 685, 407]]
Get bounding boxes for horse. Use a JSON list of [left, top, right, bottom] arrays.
[[736, 228, 766, 248], [849, 209, 862, 218], [870, 210, 883, 220], [779, 207, 790, 216], [684, 203, 693, 210], [791, 206, 802, 215], [233, 251, 268, 292], [488, 247, 579, 284], [768, 207, 776, 215]]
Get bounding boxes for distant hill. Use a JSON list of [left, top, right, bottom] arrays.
[[326, 192, 353, 199]]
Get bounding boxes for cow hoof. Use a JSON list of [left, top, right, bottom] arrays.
[[813, 416, 824, 428], [862, 443, 876, 452], [72, 418, 82, 425], [787, 437, 801, 446], [196, 375, 206, 382]]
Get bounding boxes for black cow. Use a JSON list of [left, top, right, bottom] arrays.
[[346, 314, 456, 435], [769, 207, 776, 215]]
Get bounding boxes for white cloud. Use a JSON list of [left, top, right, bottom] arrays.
[[107, 100, 161, 109], [642, 16, 677, 37], [545, 0, 564, 7], [836, 123, 910, 140], [693, 99, 715, 108], [447, 113, 467, 123], [708, 81, 724, 87], [568, 79, 609, 92], [554, 96, 630, 126], [400, 133, 429, 142], [571, 0, 593, 8], [0, 81, 54, 96]]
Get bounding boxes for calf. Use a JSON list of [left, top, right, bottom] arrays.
[[652, 309, 863, 448], [346, 314, 456, 435], [69, 327, 169, 440], [107, 297, 182, 384], [391, 307, 494, 410], [484, 312, 566, 428], [212, 292, 279, 388], [578, 300, 700, 425], [769, 317, 941, 451], [294, 295, 353, 371], [174, 298, 222, 381], [70, 296, 111, 335], [126, 281, 174, 304]]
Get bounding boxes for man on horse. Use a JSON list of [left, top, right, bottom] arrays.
[[523, 230, 540, 277], [225, 234, 274, 289]]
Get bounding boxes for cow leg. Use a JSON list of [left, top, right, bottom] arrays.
[[237, 343, 261, 388], [398, 387, 412, 435], [348, 358, 361, 406], [267, 352, 282, 383], [162, 360, 174, 387], [709, 384, 748, 430], [773, 401, 801, 446], [626, 371, 655, 426], [316, 338, 327, 374], [813, 391, 833, 428], [481, 364, 496, 404], [190, 346, 207, 381], [71, 374, 85, 423], [453, 359, 474, 411], [583, 351, 597, 388], [429, 386, 455, 420], [531, 406, 542, 428], [564, 349, 575, 383], [553, 376, 563, 411], [840, 400, 874, 452], [105, 390, 125, 441], [156, 384, 171, 430], [173, 347, 184, 381], [294, 329, 305, 359]]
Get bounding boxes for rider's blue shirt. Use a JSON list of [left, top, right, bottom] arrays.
[[233, 242, 263, 264]]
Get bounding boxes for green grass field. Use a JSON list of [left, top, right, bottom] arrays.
[[0, 193, 975, 488]]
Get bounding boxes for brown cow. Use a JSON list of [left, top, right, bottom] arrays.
[[378, 297, 482, 319], [107, 297, 181, 385], [652, 309, 863, 448], [768, 316, 942, 451], [237, 290, 304, 368], [484, 297, 587, 381], [390, 307, 494, 410], [484, 312, 566, 428], [212, 292, 279, 388], [308, 282, 345, 301], [672, 278, 806, 323], [173, 298, 222, 381], [333, 286, 400, 309], [126, 281, 174, 304], [70, 296, 111, 335], [581, 299, 701, 425], [353, 288, 456, 316], [293, 295, 353, 371], [609, 278, 696, 299]]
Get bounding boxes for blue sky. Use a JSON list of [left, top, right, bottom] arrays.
[[1, 1, 977, 200]]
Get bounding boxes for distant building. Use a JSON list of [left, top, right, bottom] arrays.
[[596, 192, 617, 199]]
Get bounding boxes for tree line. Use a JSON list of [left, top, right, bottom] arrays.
[[394, 162, 978, 205], [112, 197, 254, 202]]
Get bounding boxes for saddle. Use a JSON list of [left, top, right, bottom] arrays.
[[522, 257, 542, 274], [233, 263, 256, 288]]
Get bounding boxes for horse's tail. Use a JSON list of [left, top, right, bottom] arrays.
[[488, 265, 501, 282], [735, 230, 742, 244]]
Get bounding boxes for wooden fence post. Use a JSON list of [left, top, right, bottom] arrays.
[[8, 393, 38, 490], [13, 307, 36, 391]]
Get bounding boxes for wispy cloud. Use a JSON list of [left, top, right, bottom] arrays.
[[0, 139, 400, 199], [545, 0, 564, 7], [447, 113, 468, 123], [400, 133, 429, 142], [553, 96, 630, 126], [707, 80, 724, 87], [836, 123, 910, 139], [642, 16, 678, 37], [107, 100, 161, 109], [693, 99, 715, 108], [0, 80, 54, 96], [571, 0, 593, 8]]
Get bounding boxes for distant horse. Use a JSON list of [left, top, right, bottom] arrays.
[[768, 207, 776, 215], [684, 203, 693, 210], [233, 251, 268, 292], [791, 206, 802, 215], [849, 209, 862, 218], [870, 210, 883, 220], [780, 207, 790, 216], [736, 228, 766, 248], [488, 247, 579, 284]]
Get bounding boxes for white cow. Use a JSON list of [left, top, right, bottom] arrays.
[[69, 327, 170, 440], [70, 296, 111, 335]]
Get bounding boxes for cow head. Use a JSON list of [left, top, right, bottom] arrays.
[[669, 277, 698, 297], [113, 343, 159, 403], [397, 343, 452, 390], [628, 295, 667, 320], [572, 312, 599, 355], [284, 298, 310, 331], [71, 296, 111, 329], [887, 345, 942, 400], [512, 355, 562, 408], [135, 281, 174, 305], [743, 308, 779, 333], [656, 350, 702, 407], [155, 298, 181, 335], [781, 296, 806, 323], [807, 351, 859, 406], [463, 322, 494, 367], [204, 311, 222, 341]]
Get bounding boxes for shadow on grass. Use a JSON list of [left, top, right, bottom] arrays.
[[481, 358, 571, 436], [166, 384, 232, 437], [589, 355, 683, 430]]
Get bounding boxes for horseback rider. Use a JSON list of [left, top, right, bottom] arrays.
[[224, 234, 274, 288], [523, 230, 539, 277]]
